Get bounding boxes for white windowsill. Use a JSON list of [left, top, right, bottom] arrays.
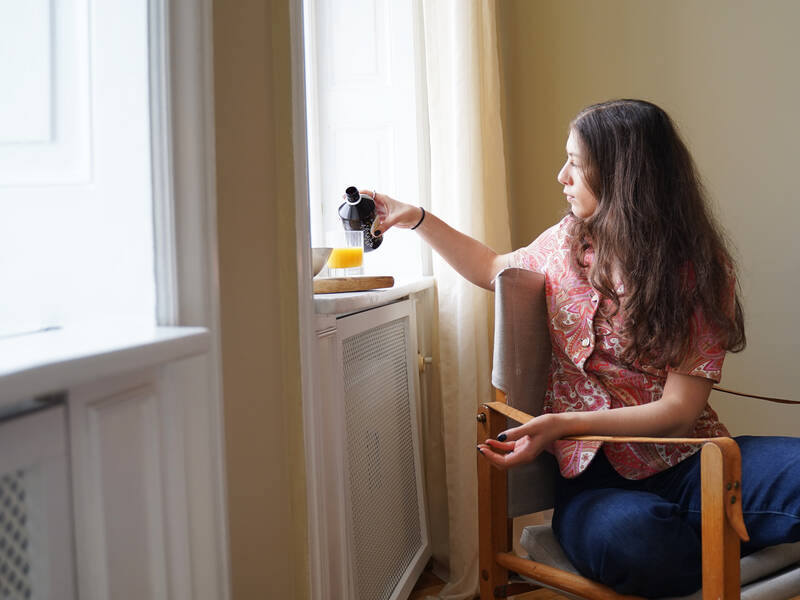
[[0, 325, 210, 408], [313, 276, 435, 316]]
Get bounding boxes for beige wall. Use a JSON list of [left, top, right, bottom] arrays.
[[498, 0, 800, 434], [213, 1, 308, 598]]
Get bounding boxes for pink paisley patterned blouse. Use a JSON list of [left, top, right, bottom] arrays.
[[511, 215, 730, 480]]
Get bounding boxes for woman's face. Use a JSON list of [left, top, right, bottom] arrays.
[[557, 130, 598, 219]]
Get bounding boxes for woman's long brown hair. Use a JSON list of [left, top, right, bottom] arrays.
[[568, 99, 745, 369]]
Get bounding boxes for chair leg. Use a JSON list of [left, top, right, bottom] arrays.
[[477, 403, 509, 599], [701, 439, 745, 600]]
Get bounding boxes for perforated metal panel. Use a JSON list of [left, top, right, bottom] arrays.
[[0, 470, 32, 599], [342, 317, 422, 600]]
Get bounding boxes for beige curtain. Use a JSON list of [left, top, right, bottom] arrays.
[[422, 1, 512, 597]]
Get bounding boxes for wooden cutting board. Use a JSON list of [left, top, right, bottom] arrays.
[[313, 276, 394, 294]]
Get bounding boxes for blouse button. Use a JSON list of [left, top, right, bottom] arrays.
[[581, 337, 590, 348]]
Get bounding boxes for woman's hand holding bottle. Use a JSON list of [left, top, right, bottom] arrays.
[[359, 189, 424, 234]]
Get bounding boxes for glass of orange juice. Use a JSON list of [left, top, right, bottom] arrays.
[[325, 230, 363, 277]]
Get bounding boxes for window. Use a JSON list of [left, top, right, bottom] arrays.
[[303, 0, 429, 281], [0, 0, 156, 336]]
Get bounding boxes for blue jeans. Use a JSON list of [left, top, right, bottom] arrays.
[[552, 436, 800, 597]]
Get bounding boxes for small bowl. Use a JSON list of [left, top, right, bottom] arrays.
[[312, 247, 333, 277]]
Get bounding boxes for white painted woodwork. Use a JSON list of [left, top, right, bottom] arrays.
[[69, 372, 166, 599], [0, 405, 76, 600], [309, 296, 431, 600], [0, 0, 227, 598], [0, 326, 208, 408], [165, 0, 230, 596], [156, 355, 213, 600], [308, 326, 351, 599], [0, 0, 52, 143], [68, 366, 202, 600], [312, 276, 435, 315], [150, 0, 180, 327], [0, 333, 217, 600], [0, 0, 90, 181]]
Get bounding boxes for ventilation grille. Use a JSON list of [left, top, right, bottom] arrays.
[[0, 470, 32, 599], [343, 317, 422, 600]]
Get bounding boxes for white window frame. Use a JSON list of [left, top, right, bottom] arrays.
[[0, 1, 230, 598], [301, 0, 433, 280], [151, 1, 231, 597]]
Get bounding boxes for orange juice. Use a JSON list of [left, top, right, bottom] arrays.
[[327, 247, 363, 269]]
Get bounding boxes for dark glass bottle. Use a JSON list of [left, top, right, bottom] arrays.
[[338, 186, 383, 251]]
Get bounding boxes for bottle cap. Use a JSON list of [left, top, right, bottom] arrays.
[[345, 186, 361, 205]]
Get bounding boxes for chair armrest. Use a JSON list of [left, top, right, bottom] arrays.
[[486, 400, 717, 445], [482, 400, 750, 542]]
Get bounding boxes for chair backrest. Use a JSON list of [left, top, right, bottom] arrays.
[[492, 268, 558, 516]]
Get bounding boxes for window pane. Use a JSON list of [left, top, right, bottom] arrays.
[[0, 0, 155, 336], [304, 0, 425, 282]]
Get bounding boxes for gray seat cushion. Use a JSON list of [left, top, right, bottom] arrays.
[[520, 524, 800, 599], [520, 525, 579, 575]]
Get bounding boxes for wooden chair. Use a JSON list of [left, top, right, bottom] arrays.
[[477, 268, 800, 600]]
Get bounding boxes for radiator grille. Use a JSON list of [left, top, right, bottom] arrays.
[[342, 317, 422, 600], [0, 470, 32, 599]]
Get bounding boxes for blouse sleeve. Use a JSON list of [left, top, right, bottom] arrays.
[[509, 218, 566, 274], [668, 274, 737, 383]]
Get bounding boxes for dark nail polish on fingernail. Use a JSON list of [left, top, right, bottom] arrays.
[[374, 230, 382, 236], [497, 434, 507, 442], [476, 446, 483, 453]]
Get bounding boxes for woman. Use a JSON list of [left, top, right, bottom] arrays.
[[370, 99, 800, 597]]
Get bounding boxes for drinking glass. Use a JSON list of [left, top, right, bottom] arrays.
[[325, 230, 363, 277]]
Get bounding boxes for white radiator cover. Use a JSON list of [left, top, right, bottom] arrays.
[[310, 298, 430, 600], [0, 406, 75, 600]]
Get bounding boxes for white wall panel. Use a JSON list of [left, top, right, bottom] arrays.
[[70, 372, 169, 600], [324, 0, 386, 86], [91, 389, 167, 599], [0, 0, 91, 185], [0, 0, 52, 143]]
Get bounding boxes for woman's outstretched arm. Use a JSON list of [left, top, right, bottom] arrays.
[[371, 191, 512, 290], [479, 371, 713, 469]]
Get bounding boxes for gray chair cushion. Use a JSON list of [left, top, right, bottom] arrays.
[[741, 543, 800, 588], [491, 267, 551, 417], [740, 563, 800, 599], [493, 268, 556, 516], [521, 524, 800, 599]]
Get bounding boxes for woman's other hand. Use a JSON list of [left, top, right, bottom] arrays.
[[477, 437, 542, 469], [360, 189, 423, 233], [478, 414, 562, 469]]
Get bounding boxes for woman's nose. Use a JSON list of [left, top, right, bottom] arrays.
[[557, 163, 570, 186]]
